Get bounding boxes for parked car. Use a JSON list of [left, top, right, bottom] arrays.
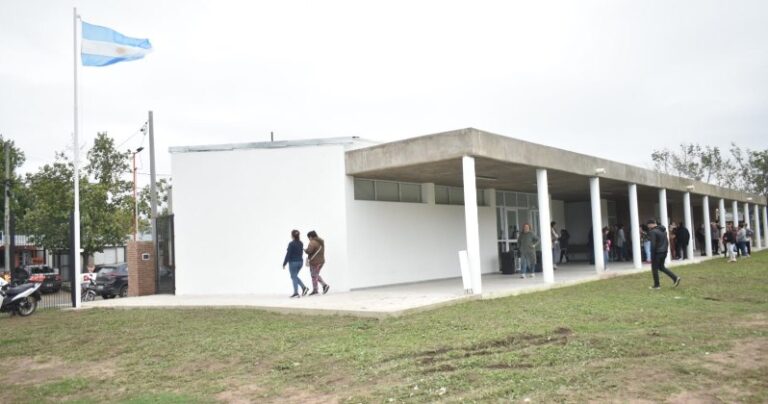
[[25, 265, 62, 294], [94, 263, 128, 299]]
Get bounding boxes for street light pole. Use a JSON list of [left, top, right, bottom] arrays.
[[132, 147, 144, 241]]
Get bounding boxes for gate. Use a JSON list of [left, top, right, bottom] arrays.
[[156, 214, 175, 294]]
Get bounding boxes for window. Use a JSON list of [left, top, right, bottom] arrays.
[[354, 179, 375, 200], [435, 185, 488, 206], [376, 181, 399, 202], [354, 179, 423, 203]]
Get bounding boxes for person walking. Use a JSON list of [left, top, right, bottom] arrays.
[[305, 230, 330, 295], [282, 230, 309, 298], [518, 223, 539, 279], [550, 221, 560, 270], [647, 219, 681, 289]]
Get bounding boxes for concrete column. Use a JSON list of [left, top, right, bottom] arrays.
[[659, 189, 671, 265], [628, 184, 641, 269], [719, 199, 726, 240], [763, 206, 768, 248], [754, 204, 762, 249], [683, 192, 694, 260], [732, 201, 739, 226], [536, 169, 555, 284], [744, 203, 751, 232], [590, 177, 605, 273], [422, 183, 436, 205], [702, 195, 712, 257], [462, 156, 482, 294]]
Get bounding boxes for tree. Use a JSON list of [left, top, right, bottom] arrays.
[[0, 136, 28, 226], [137, 178, 171, 233], [21, 153, 72, 250], [22, 133, 134, 258], [651, 142, 767, 196], [748, 149, 768, 197]]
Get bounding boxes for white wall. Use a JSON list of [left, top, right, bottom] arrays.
[[346, 184, 497, 289], [172, 145, 350, 295], [93, 247, 125, 265]]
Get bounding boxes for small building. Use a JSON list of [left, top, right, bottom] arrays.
[[169, 128, 767, 296]]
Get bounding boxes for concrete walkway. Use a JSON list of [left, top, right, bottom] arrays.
[[84, 256, 718, 318]]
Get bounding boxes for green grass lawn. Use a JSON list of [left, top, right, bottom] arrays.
[[2, 252, 767, 403]]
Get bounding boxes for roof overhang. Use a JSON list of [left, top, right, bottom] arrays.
[[345, 128, 766, 205]]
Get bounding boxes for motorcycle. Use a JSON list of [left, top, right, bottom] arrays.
[[0, 276, 42, 317], [81, 278, 97, 302]]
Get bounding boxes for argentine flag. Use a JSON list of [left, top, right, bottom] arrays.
[[81, 22, 152, 67]]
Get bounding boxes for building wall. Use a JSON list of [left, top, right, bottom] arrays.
[[345, 178, 497, 289], [94, 247, 126, 265], [127, 241, 156, 296], [172, 144, 350, 295]]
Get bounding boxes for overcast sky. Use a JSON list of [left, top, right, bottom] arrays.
[[2, 0, 767, 190]]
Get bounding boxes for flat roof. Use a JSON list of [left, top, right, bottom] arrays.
[[345, 128, 766, 205], [169, 136, 376, 154]]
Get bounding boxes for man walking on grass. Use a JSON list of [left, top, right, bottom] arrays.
[[647, 219, 681, 290]]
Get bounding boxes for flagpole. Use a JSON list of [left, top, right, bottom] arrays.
[[73, 7, 82, 307]]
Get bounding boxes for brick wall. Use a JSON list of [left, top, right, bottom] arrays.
[[127, 241, 156, 296]]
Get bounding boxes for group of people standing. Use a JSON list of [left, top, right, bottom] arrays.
[[667, 222, 692, 260], [282, 230, 330, 298], [719, 221, 754, 263]]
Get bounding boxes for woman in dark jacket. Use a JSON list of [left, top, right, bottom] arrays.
[[283, 230, 309, 298]]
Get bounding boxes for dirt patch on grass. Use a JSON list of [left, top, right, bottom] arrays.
[[701, 338, 768, 373], [580, 338, 768, 403], [0, 356, 118, 386], [666, 385, 743, 404], [215, 383, 266, 404], [393, 327, 573, 367], [734, 312, 768, 329]]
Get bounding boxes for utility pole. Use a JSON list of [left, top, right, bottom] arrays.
[[132, 147, 145, 241], [4, 140, 11, 273], [148, 111, 159, 287]]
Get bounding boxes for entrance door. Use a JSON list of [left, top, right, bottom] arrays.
[[497, 208, 519, 252], [156, 215, 175, 294], [497, 208, 521, 271]]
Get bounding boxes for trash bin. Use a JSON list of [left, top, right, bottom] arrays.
[[500, 252, 515, 274], [535, 250, 543, 272]]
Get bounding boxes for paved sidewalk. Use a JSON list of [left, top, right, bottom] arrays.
[[84, 255, 719, 318]]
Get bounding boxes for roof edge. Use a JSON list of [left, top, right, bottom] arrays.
[[170, 136, 376, 154]]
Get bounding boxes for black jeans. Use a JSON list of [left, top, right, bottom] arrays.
[[651, 252, 678, 287]]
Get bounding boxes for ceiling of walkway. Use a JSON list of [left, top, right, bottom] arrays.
[[353, 156, 704, 207]]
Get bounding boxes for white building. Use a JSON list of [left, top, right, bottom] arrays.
[[169, 128, 767, 296]]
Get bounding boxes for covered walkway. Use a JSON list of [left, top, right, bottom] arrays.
[[82, 257, 720, 318]]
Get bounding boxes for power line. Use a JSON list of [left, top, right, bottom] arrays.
[[116, 122, 148, 150]]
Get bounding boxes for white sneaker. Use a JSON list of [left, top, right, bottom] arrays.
[[530, 273, 535, 278], [520, 274, 526, 279]]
